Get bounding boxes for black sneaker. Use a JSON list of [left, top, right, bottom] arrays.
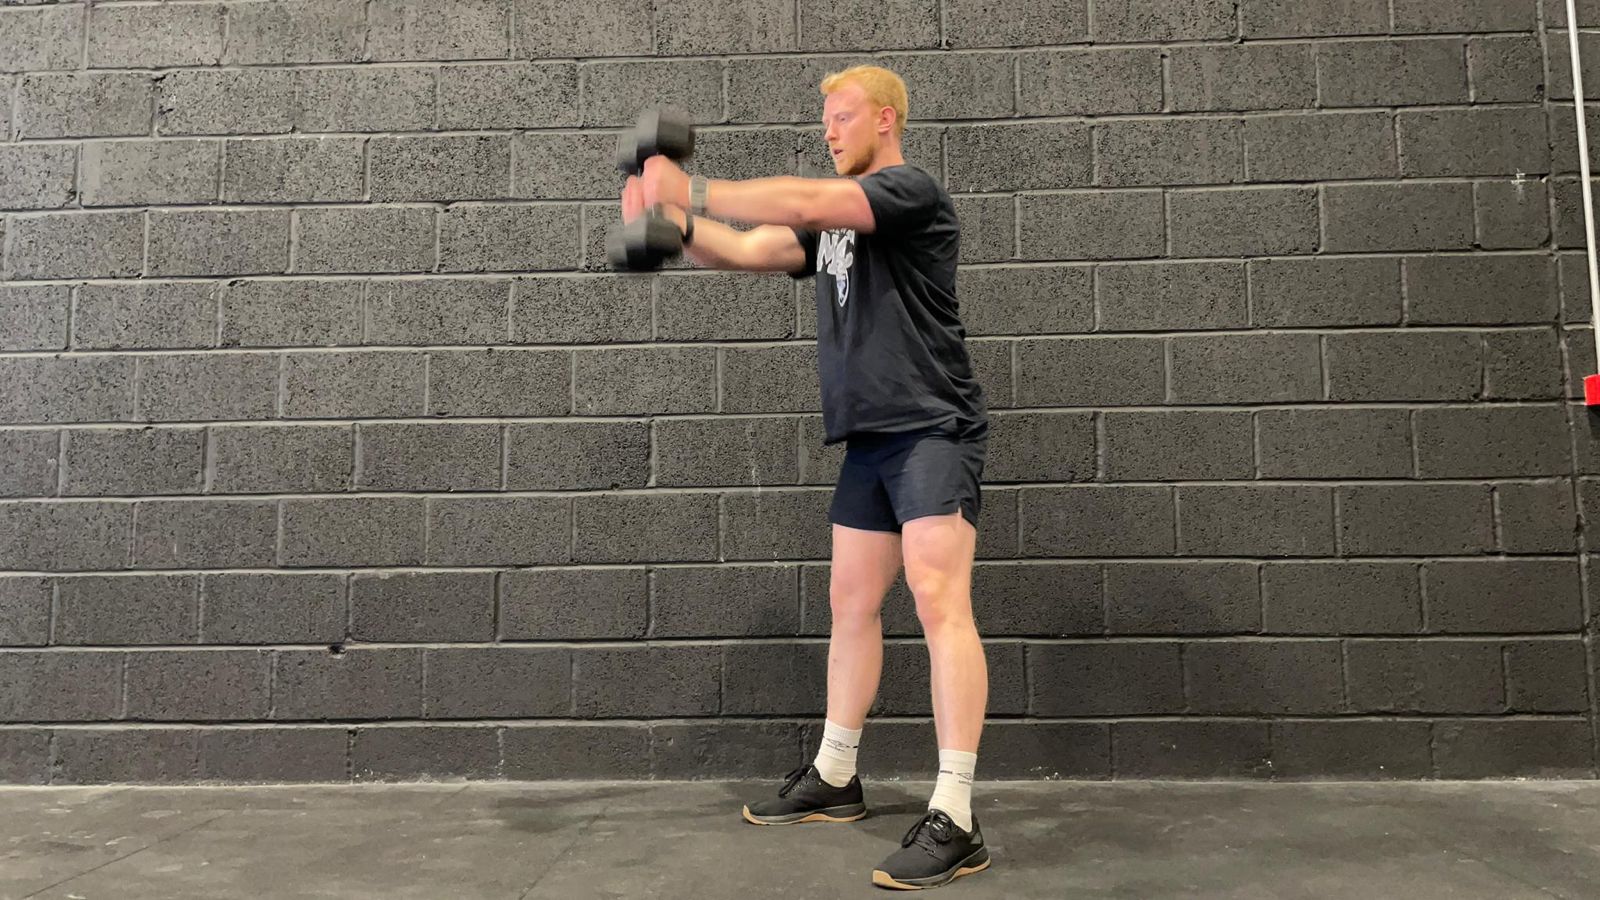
[[741, 764, 867, 825], [870, 808, 990, 890]]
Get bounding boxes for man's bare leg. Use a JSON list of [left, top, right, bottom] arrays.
[[901, 510, 985, 829], [813, 524, 901, 786]]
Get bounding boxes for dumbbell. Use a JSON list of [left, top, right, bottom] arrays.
[[609, 107, 696, 272], [615, 106, 695, 176], [606, 211, 684, 271]]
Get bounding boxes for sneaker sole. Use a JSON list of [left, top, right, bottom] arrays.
[[870, 850, 991, 890], [741, 803, 868, 826]]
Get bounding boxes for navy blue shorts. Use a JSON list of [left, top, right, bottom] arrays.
[[828, 418, 989, 533]]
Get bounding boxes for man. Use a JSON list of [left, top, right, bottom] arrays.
[[625, 64, 992, 890]]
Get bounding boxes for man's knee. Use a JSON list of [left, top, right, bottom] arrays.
[[829, 576, 887, 624]]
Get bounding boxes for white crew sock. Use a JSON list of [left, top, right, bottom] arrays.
[[928, 748, 977, 832], [813, 719, 862, 788]]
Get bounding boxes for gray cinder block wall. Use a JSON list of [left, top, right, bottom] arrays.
[[0, 0, 1596, 784]]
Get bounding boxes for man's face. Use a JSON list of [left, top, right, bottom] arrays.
[[823, 83, 880, 177]]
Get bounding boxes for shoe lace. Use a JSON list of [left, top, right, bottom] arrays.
[[900, 810, 955, 851], [777, 764, 813, 798]]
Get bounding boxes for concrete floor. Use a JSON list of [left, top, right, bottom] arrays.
[[2, 780, 1599, 899]]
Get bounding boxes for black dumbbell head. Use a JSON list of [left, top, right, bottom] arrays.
[[615, 130, 641, 175], [606, 213, 684, 271], [637, 106, 694, 160], [616, 106, 696, 175]]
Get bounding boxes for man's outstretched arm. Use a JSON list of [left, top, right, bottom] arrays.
[[622, 175, 808, 273], [638, 156, 877, 234]]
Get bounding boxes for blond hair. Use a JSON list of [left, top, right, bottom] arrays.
[[820, 65, 908, 139]]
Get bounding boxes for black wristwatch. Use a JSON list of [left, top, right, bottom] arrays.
[[681, 213, 695, 246]]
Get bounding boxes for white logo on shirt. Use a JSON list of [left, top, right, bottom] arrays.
[[817, 229, 855, 307]]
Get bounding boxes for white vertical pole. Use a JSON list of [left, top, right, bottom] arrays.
[[1565, 0, 1600, 370]]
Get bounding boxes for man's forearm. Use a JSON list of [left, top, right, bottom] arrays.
[[700, 176, 822, 229], [653, 205, 746, 269]]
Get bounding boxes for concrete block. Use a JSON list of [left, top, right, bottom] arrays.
[[1098, 262, 1248, 330], [439, 205, 581, 273], [512, 0, 650, 57], [1257, 409, 1413, 478], [81, 138, 220, 206], [1169, 333, 1322, 403], [1169, 44, 1316, 111], [573, 493, 720, 563], [281, 351, 427, 419], [1248, 257, 1402, 326], [985, 410, 1096, 483], [349, 571, 495, 641], [500, 568, 647, 639], [365, 279, 511, 346], [209, 425, 354, 493], [1017, 191, 1163, 261], [158, 69, 295, 136], [18, 72, 153, 139], [7, 210, 143, 279], [439, 63, 578, 129], [959, 265, 1093, 335], [426, 496, 571, 565], [1020, 485, 1175, 557], [1103, 410, 1254, 480], [572, 645, 720, 716], [1104, 562, 1260, 635], [1017, 48, 1161, 116], [504, 421, 649, 490], [1244, 111, 1397, 181], [125, 650, 272, 720], [574, 347, 716, 415], [0, 502, 132, 571], [56, 574, 199, 644], [0, 144, 76, 210], [1167, 188, 1318, 257], [1029, 643, 1184, 715], [947, 122, 1092, 192], [425, 647, 570, 718], [89, 2, 224, 67], [370, 135, 513, 202], [147, 209, 291, 277], [0, 430, 58, 499], [74, 282, 217, 351], [224, 0, 366, 65], [1185, 640, 1344, 714], [1016, 337, 1165, 406], [1337, 485, 1493, 555], [427, 349, 571, 417], [1177, 485, 1335, 557], [1096, 119, 1242, 187], [368, 0, 511, 61], [223, 137, 364, 203], [0, 286, 69, 352], [721, 488, 832, 560], [61, 427, 205, 497], [131, 499, 279, 569], [220, 280, 363, 348], [654, 417, 798, 487], [273, 648, 423, 719], [356, 422, 502, 491], [294, 207, 436, 275], [280, 497, 427, 567], [1263, 562, 1422, 634], [201, 572, 345, 644], [650, 564, 801, 637]]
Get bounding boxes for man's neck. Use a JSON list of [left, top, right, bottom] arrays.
[[859, 146, 906, 177]]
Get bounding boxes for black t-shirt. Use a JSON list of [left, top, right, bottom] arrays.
[[790, 164, 988, 445]]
